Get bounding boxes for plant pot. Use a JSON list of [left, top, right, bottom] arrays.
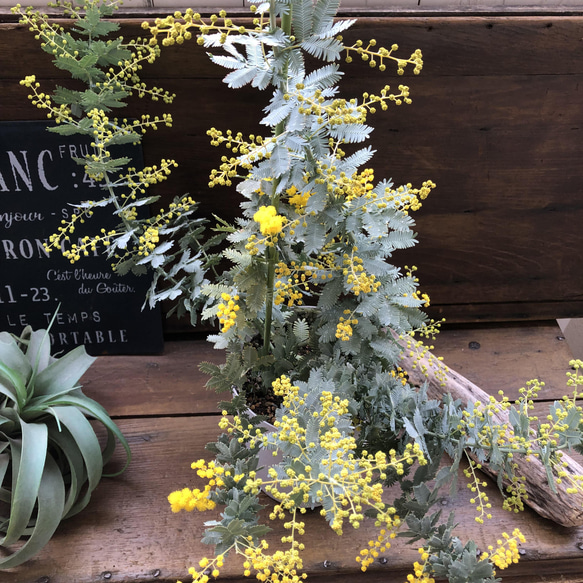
[[234, 388, 319, 509]]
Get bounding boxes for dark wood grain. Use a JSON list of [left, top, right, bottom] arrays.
[[80, 322, 574, 417], [81, 337, 224, 417], [430, 321, 576, 401], [2, 16, 582, 324]]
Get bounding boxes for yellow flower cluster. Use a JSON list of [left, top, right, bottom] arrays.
[[265, 376, 425, 536], [465, 386, 545, 456], [144, 8, 252, 48], [43, 205, 100, 262], [15, 4, 170, 111], [168, 485, 216, 513], [567, 359, 583, 388], [385, 181, 437, 214], [167, 459, 226, 514], [343, 39, 423, 75], [286, 186, 312, 212], [336, 311, 358, 341], [343, 178, 435, 216], [502, 470, 527, 513], [242, 540, 306, 583], [344, 168, 375, 202], [356, 529, 397, 572], [463, 460, 492, 523], [456, 377, 583, 507], [121, 159, 178, 200], [274, 263, 305, 307], [58, 231, 110, 263], [216, 292, 240, 332], [191, 458, 226, 481], [45, 175, 188, 267], [406, 554, 435, 583], [19, 74, 72, 124], [273, 256, 336, 305], [254, 206, 286, 236], [219, 410, 266, 450], [206, 129, 273, 187], [83, 109, 175, 180], [342, 251, 381, 296], [138, 225, 160, 256], [409, 290, 431, 307], [290, 85, 411, 134], [399, 328, 448, 389], [479, 529, 526, 571], [207, 127, 267, 154], [187, 553, 225, 583], [391, 366, 408, 387]]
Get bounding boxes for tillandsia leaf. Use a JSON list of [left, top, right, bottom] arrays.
[[0, 364, 27, 411], [0, 376, 18, 406], [0, 453, 65, 569], [1, 420, 48, 546], [25, 328, 52, 378], [0, 315, 130, 566], [49, 406, 103, 492], [37, 393, 131, 477], [33, 345, 96, 397], [46, 423, 84, 518], [0, 332, 32, 385]]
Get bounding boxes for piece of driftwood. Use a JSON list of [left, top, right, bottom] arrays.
[[399, 341, 583, 527]]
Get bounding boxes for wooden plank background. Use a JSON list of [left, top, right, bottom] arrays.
[[1, 15, 582, 329]]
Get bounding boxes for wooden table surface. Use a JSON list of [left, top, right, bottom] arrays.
[[4, 322, 583, 583]]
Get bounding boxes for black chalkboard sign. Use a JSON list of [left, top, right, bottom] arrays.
[[0, 120, 163, 355]]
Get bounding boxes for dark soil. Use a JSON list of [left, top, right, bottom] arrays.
[[242, 375, 282, 423]]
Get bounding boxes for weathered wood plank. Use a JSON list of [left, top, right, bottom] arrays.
[[2, 17, 582, 322], [4, 415, 583, 583], [81, 336, 224, 417], [430, 321, 575, 401], [80, 322, 573, 418], [3, 16, 582, 79]]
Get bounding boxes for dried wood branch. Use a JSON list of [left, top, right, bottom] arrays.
[[399, 340, 583, 527]]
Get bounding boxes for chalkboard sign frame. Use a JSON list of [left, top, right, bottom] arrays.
[[0, 120, 164, 355]]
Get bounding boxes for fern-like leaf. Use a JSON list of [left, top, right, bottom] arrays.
[[312, 0, 341, 36], [329, 123, 373, 143], [303, 64, 342, 91], [268, 143, 292, 177], [342, 146, 375, 172], [291, 0, 313, 41], [300, 37, 343, 62], [223, 66, 262, 89], [315, 19, 356, 40], [292, 319, 310, 344], [208, 54, 245, 70]]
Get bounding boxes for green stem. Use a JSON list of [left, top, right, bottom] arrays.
[[262, 244, 278, 357], [102, 171, 186, 290], [260, 0, 292, 358]]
